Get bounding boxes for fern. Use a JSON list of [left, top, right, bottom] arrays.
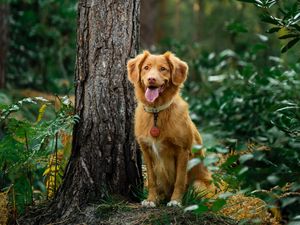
[[36, 104, 48, 123], [43, 132, 72, 199], [0, 95, 78, 215]]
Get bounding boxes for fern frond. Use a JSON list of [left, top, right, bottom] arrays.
[[36, 104, 47, 123], [44, 150, 64, 199]]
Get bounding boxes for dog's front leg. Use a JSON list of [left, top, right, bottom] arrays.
[[168, 149, 189, 207], [140, 143, 158, 207]]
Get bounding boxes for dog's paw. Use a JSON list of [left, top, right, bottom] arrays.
[[167, 200, 182, 207], [141, 200, 156, 208]]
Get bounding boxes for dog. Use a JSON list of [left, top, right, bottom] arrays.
[[127, 51, 213, 207]]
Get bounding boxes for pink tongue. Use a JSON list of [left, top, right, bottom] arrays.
[[145, 88, 159, 102]]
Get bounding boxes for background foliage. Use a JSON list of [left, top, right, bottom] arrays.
[[7, 0, 76, 94], [1, 0, 300, 224]]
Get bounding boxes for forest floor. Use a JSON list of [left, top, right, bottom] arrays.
[[18, 202, 238, 225], [93, 203, 238, 225], [18, 191, 282, 225]]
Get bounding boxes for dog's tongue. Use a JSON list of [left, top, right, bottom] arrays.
[[145, 88, 159, 102]]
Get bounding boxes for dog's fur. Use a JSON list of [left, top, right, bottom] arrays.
[[127, 51, 213, 207]]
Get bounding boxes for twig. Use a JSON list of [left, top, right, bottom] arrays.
[[24, 130, 33, 203], [54, 132, 58, 194]]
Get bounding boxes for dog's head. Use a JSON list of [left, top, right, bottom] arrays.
[[127, 51, 188, 105]]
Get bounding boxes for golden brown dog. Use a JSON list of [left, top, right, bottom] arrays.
[[127, 51, 213, 207]]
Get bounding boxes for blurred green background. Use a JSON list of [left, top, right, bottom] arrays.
[[0, 0, 300, 224]]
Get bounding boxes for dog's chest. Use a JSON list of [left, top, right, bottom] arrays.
[[141, 137, 162, 158]]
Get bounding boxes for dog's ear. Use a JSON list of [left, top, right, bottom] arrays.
[[164, 52, 188, 86], [127, 51, 150, 84]]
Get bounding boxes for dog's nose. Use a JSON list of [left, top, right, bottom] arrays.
[[148, 77, 156, 84]]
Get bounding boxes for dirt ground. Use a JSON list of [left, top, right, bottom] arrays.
[[18, 203, 238, 225], [93, 203, 238, 225]]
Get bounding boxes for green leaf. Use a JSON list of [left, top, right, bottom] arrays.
[[187, 158, 201, 171], [267, 175, 279, 184], [292, 24, 300, 31], [257, 34, 268, 42], [203, 155, 219, 166], [34, 97, 49, 102], [281, 197, 298, 208], [184, 204, 199, 212], [238, 166, 249, 175], [218, 192, 234, 199], [254, 0, 264, 7], [215, 146, 229, 153], [239, 154, 254, 164], [261, 14, 282, 26], [195, 204, 209, 214], [226, 21, 248, 34], [267, 27, 281, 33], [222, 155, 239, 168], [281, 38, 300, 53], [211, 199, 227, 212], [192, 144, 203, 153], [278, 34, 300, 39]]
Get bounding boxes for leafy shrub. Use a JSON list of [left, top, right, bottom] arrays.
[[0, 94, 78, 215], [238, 0, 300, 53], [7, 0, 76, 93], [187, 46, 299, 221]]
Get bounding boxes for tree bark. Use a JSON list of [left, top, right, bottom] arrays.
[[0, 3, 9, 89], [48, 0, 142, 220]]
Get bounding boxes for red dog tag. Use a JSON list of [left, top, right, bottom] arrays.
[[150, 126, 160, 137]]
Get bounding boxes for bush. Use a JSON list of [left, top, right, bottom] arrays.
[[7, 0, 76, 93], [0, 94, 77, 215], [190, 47, 300, 222]]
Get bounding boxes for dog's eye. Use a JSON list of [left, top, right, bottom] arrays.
[[160, 67, 167, 72], [144, 66, 149, 70]]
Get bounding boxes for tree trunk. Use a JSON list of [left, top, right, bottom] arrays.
[[48, 0, 142, 220], [0, 3, 9, 89]]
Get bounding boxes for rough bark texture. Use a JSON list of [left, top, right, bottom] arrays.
[[62, 0, 142, 210], [22, 0, 142, 223], [0, 3, 9, 89]]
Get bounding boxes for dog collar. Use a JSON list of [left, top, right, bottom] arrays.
[[143, 100, 173, 113], [143, 100, 174, 137]]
